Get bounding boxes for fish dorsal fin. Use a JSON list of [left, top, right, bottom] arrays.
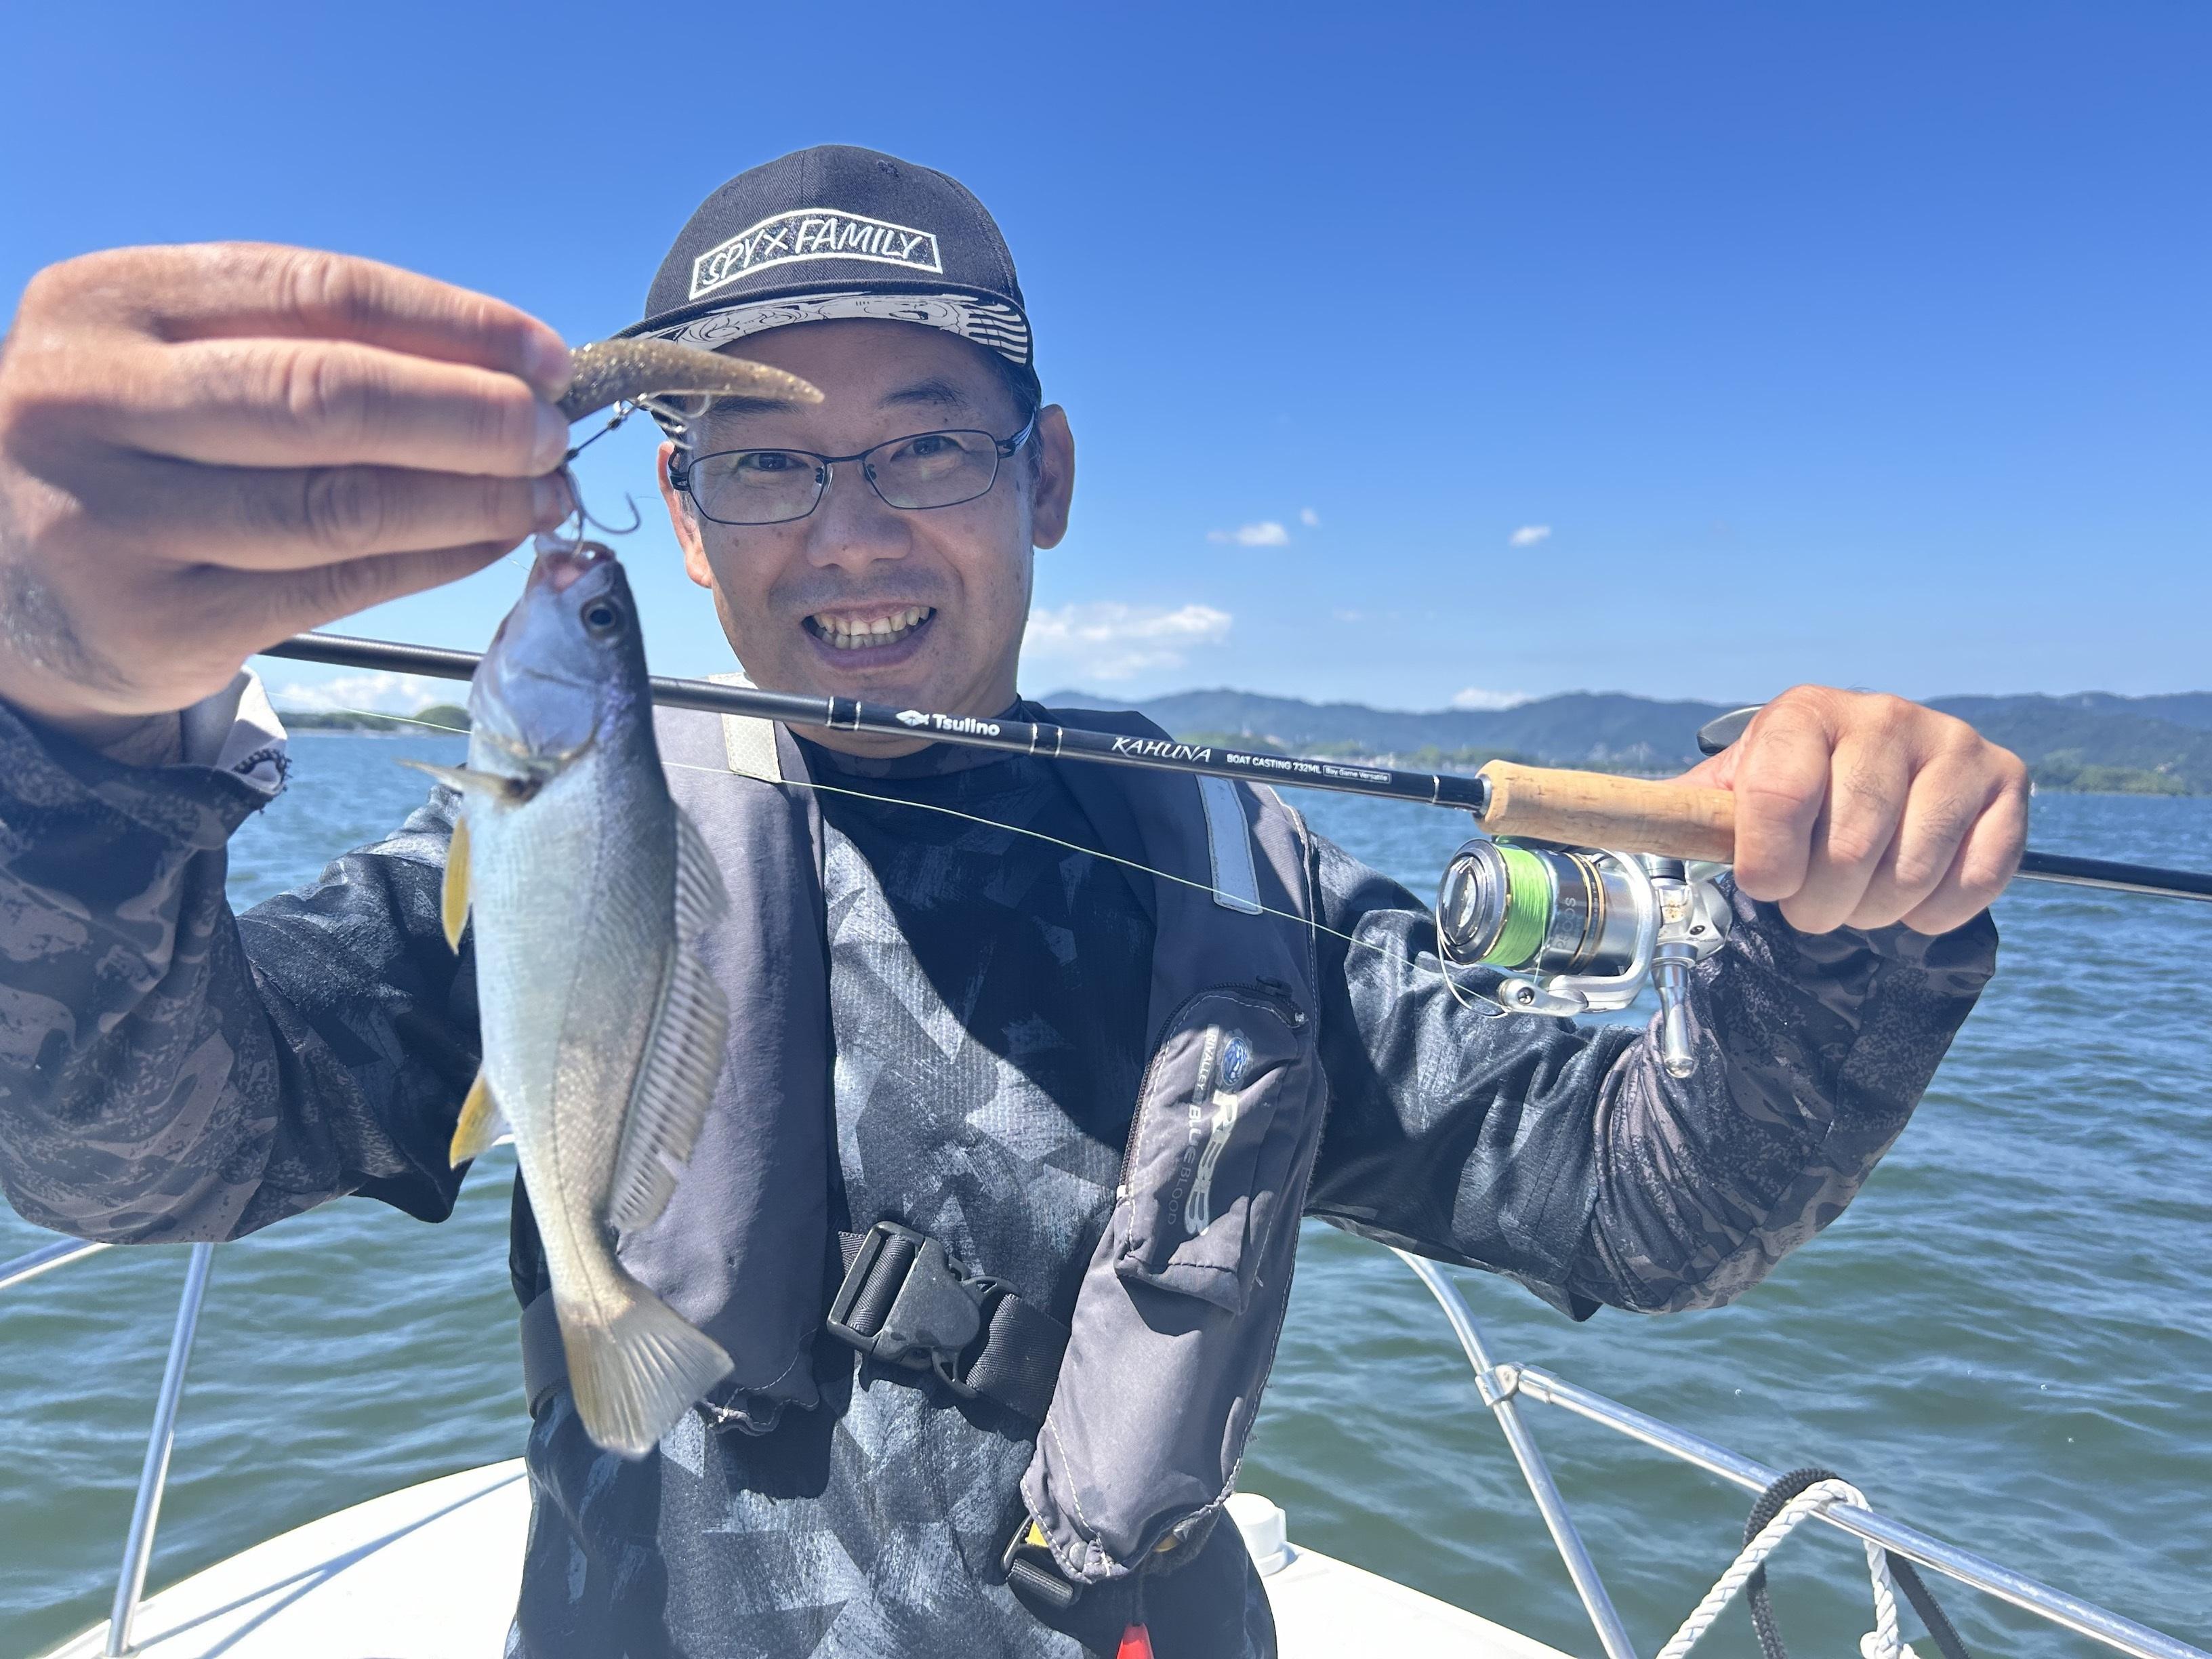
[[402, 759, 506, 796], [449, 1069, 509, 1166], [607, 806, 731, 1233], [442, 813, 472, 951]]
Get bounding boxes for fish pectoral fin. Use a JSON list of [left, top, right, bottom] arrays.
[[449, 1070, 510, 1167], [562, 1282, 733, 1460], [669, 806, 731, 941], [607, 811, 732, 1233], [401, 759, 507, 796], [605, 946, 730, 1232], [441, 815, 472, 951]]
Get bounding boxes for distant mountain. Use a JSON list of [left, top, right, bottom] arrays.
[[1038, 687, 2212, 793], [1925, 697, 2212, 793], [1989, 691, 2212, 734]]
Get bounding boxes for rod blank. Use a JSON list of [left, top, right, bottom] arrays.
[[258, 632, 2212, 905], [259, 632, 1490, 812]]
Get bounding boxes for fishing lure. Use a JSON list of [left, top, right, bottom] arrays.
[[535, 337, 824, 544], [556, 337, 821, 424]]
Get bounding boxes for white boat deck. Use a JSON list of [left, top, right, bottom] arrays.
[[35, 1460, 1567, 1659]]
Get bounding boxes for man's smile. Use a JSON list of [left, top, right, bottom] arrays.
[[801, 605, 938, 665]]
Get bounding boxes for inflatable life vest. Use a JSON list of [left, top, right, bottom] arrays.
[[513, 699, 1328, 1593]]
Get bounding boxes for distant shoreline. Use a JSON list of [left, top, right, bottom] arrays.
[[276, 707, 467, 736], [282, 724, 466, 739], [275, 684, 2212, 796]]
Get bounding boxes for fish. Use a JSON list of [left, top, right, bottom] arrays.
[[409, 541, 734, 1459], [558, 337, 822, 423]]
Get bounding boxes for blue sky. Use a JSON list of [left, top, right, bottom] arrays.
[[4, 2, 2204, 712]]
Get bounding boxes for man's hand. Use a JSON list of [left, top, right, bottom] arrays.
[[1681, 686, 2029, 936], [0, 243, 576, 747]]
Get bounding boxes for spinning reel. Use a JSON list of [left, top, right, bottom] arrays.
[[1435, 840, 1733, 1077]]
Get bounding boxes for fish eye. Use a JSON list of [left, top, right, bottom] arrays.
[[581, 598, 625, 636]]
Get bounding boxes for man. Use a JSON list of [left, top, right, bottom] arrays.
[[0, 146, 2022, 1658]]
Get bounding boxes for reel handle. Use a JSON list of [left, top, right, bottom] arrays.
[[1479, 762, 1736, 864]]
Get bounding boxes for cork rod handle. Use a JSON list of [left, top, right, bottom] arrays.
[[1478, 761, 1737, 863]]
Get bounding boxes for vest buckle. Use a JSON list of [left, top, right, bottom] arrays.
[[1001, 1517, 1082, 1610], [826, 1220, 1004, 1398]]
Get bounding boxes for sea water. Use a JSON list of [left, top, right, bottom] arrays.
[[2, 732, 2207, 1656]]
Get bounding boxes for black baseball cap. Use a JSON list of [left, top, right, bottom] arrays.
[[621, 144, 1040, 412]]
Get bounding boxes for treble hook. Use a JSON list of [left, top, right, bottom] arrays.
[[576, 487, 643, 537], [533, 461, 642, 559]]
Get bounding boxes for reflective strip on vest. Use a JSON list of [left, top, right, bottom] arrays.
[[1197, 775, 1263, 915]]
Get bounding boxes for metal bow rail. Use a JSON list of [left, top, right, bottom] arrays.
[[1393, 1250, 2209, 1659], [2, 1236, 212, 1658], [5, 1229, 2203, 1658]]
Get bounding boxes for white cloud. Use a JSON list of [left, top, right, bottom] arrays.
[[266, 671, 456, 715], [1508, 525, 1553, 548], [1207, 520, 1291, 548], [1451, 687, 1534, 711], [1023, 601, 1233, 681], [1299, 507, 1320, 528]]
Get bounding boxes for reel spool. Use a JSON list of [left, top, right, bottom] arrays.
[[1435, 838, 1732, 1076], [1437, 842, 1648, 987]]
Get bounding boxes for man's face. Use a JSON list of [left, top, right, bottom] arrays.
[[657, 319, 1073, 754]]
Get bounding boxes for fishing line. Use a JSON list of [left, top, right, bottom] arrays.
[[308, 703, 1508, 1014], [560, 411, 629, 466], [691, 764, 1509, 1018]]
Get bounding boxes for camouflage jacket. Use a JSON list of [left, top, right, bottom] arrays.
[[0, 680, 1999, 1655]]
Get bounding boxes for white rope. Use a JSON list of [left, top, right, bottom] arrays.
[[1654, 1478, 1909, 1659]]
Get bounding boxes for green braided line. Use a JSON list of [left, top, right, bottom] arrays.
[[1483, 843, 1554, 968]]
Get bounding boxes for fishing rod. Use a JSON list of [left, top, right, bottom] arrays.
[[262, 631, 2212, 1078], [261, 630, 2212, 906]]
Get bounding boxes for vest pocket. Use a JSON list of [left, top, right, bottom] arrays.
[[1113, 986, 1316, 1315]]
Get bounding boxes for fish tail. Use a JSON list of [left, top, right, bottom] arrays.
[[560, 1277, 734, 1460]]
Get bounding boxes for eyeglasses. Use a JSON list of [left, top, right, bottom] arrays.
[[670, 411, 1039, 527]]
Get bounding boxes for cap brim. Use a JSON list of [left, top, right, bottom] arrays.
[[623, 285, 1040, 442]]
